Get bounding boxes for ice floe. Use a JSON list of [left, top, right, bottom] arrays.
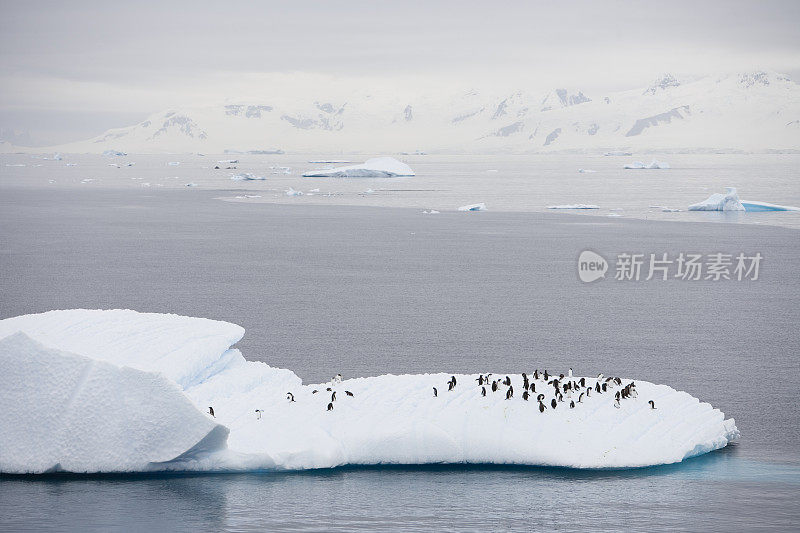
[[285, 188, 304, 197], [688, 187, 745, 211], [547, 204, 600, 209], [230, 173, 266, 181], [0, 310, 739, 474], [624, 160, 670, 169], [422, 210, 440, 214], [604, 151, 632, 156], [578, 169, 597, 173], [303, 157, 414, 178], [458, 203, 487, 211]]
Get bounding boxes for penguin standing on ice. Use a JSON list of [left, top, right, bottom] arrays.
[[481, 386, 487, 397], [529, 382, 536, 393], [538, 401, 546, 412], [570, 401, 575, 409], [433, 387, 438, 397], [448, 379, 455, 391], [505, 386, 514, 400], [208, 407, 215, 417], [522, 373, 529, 390], [255, 409, 262, 420], [332, 373, 343, 384], [649, 400, 656, 409], [492, 381, 498, 392], [568, 368, 573, 379], [312, 390, 318, 394], [544, 370, 549, 381], [595, 382, 601, 393], [477, 375, 484, 386], [327, 402, 334, 411], [533, 369, 539, 380], [551, 398, 557, 409], [287, 392, 295, 402], [537, 394, 545, 402], [451, 376, 457, 387], [522, 390, 529, 401], [578, 392, 584, 403], [345, 391, 354, 397], [331, 391, 336, 402]]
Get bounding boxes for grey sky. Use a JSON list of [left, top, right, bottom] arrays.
[[1, 0, 798, 145]]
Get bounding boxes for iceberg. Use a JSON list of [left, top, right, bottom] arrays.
[[0, 310, 739, 474], [458, 203, 487, 211], [624, 160, 670, 169], [230, 173, 266, 181], [578, 169, 597, 173], [740, 201, 800, 212], [604, 151, 632, 156], [688, 187, 745, 211], [102, 150, 126, 157], [285, 187, 304, 197], [303, 157, 414, 178], [547, 204, 600, 209]]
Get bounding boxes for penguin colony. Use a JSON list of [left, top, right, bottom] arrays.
[[209, 370, 653, 421]]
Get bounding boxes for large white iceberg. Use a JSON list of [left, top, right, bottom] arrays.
[[688, 187, 746, 211], [0, 310, 738, 474], [303, 157, 414, 178], [624, 160, 670, 169]]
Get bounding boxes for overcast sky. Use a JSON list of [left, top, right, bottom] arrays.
[[1, 0, 798, 145]]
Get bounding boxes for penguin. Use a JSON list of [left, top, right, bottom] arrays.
[[649, 400, 656, 409], [615, 377, 622, 386], [544, 370, 549, 381], [255, 409, 262, 420], [345, 391, 354, 397], [529, 383, 536, 393], [615, 391, 621, 401], [568, 368, 573, 378], [522, 390, 529, 401], [312, 390, 318, 394], [327, 402, 334, 411], [326, 387, 332, 391], [559, 374, 565, 380], [287, 392, 295, 402], [557, 393, 564, 402], [332, 373, 343, 384], [586, 388, 591, 397], [503, 376, 511, 386], [539, 401, 546, 412], [570, 401, 575, 409], [481, 386, 487, 397], [551, 398, 557, 409], [448, 380, 455, 391], [537, 394, 545, 402], [505, 386, 514, 400], [578, 392, 584, 403], [451, 376, 457, 387], [597, 373, 604, 380], [522, 374, 529, 390], [533, 369, 539, 380], [595, 382, 601, 393], [579, 377, 586, 388], [433, 387, 438, 397], [476, 375, 484, 386], [492, 381, 498, 392], [602, 383, 607, 392], [331, 391, 336, 402], [208, 406, 215, 417], [613, 399, 620, 409]]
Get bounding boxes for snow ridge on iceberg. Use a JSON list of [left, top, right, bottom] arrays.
[[0, 310, 739, 474], [303, 157, 414, 178]]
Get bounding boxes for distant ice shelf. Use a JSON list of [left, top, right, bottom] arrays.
[[0, 310, 739, 474]]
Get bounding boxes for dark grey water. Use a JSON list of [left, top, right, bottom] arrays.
[[1, 187, 799, 531]]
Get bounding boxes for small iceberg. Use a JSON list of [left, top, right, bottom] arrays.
[[688, 187, 745, 211], [578, 169, 597, 173], [624, 160, 670, 169], [285, 188, 304, 197], [458, 203, 487, 211], [167, 161, 181, 166], [547, 204, 600, 210], [218, 159, 239, 164], [270, 166, 291, 175], [303, 157, 414, 178], [185, 182, 198, 187], [422, 210, 440, 214], [604, 151, 632, 156], [102, 149, 126, 157]]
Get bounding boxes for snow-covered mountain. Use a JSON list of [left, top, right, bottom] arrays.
[[19, 71, 800, 154]]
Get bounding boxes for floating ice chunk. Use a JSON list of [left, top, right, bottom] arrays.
[[65, 163, 77, 167], [309, 188, 320, 193], [0, 310, 739, 473], [740, 200, 800, 212], [624, 160, 670, 169], [108, 163, 120, 168], [48, 179, 55, 184], [218, 160, 239, 164], [102, 150, 126, 157], [458, 203, 487, 211], [230, 173, 266, 181], [185, 182, 198, 187], [80, 178, 94, 184], [688, 187, 745, 211], [604, 151, 632, 156], [362, 188, 375, 195], [234, 195, 262, 199], [53, 153, 63, 161], [285, 188, 304, 197], [5, 163, 25, 167], [308, 160, 352, 164], [578, 169, 597, 173], [662, 207, 681, 212], [167, 162, 181, 166], [270, 166, 291, 175], [422, 210, 440, 214], [547, 204, 600, 209], [303, 157, 414, 178]]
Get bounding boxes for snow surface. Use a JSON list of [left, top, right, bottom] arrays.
[[0, 310, 739, 474], [303, 157, 414, 178], [624, 160, 670, 169], [688, 187, 746, 211]]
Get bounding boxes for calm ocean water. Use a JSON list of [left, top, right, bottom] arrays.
[[1, 159, 799, 530]]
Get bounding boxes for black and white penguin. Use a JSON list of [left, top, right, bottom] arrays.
[[522, 390, 529, 401], [522, 374, 529, 390], [312, 390, 318, 394], [255, 409, 262, 420], [649, 400, 656, 409], [595, 382, 601, 393], [602, 383, 608, 392], [333, 373, 343, 384], [492, 381, 498, 392], [326, 387, 332, 391], [537, 394, 545, 402], [570, 401, 575, 409], [614, 399, 620, 409], [533, 369, 539, 380], [559, 374, 565, 380], [287, 392, 295, 402], [579, 377, 586, 388], [327, 402, 334, 411], [481, 386, 487, 397], [433, 387, 438, 397], [506, 386, 514, 400], [539, 401, 546, 412], [451, 376, 457, 387], [448, 380, 455, 391], [331, 391, 336, 402], [615, 391, 621, 401], [503, 376, 511, 386], [578, 392, 584, 403], [551, 398, 557, 409], [476, 375, 484, 386], [557, 393, 564, 402], [345, 391, 354, 397], [568, 367, 573, 378], [208, 406, 215, 417], [529, 382, 536, 393]]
